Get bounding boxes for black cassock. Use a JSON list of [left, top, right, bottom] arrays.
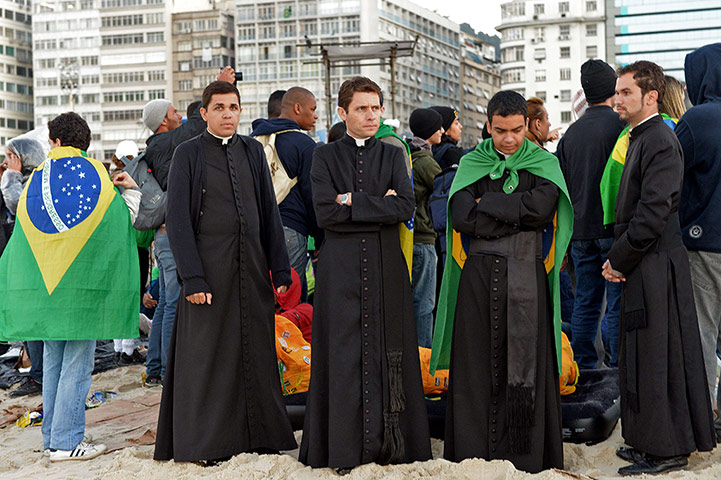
[[299, 135, 432, 468], [608, 115, 716, 457], [444, 165, 564, 473], [154, 132, 296, 462]]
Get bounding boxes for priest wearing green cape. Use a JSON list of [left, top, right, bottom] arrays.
[[431, 91, 573, 473]]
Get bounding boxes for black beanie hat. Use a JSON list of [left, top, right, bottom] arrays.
[[581, 59, 617, 104], [430, 106, 458, 131], [409, 108, 443, 140]]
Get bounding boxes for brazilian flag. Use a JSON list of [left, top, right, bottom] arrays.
[[0, 147, 139, 341]]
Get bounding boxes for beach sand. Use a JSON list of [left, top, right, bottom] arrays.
[[2, 365, 720, 480]]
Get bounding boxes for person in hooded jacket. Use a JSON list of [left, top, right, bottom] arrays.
[[676, 43, 721, 440], [430, 106, 469, 169]]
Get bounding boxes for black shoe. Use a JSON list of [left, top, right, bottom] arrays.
[[118, 349, 146, 366], [9, 378, 43, 398], [618, 455, 688, 476], [335, 467, 353, 476], [200, 455, 232, 467], [144, 375, 162, 387], [616, 446, 646, 463]]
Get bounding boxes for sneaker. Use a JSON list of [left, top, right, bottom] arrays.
[[48, 442, 107, 462], [118, 348, 146, 366], [9, 378, 42, 398], [144, 375, 162, 387]]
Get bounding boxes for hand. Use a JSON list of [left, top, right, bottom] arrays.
[[186, 292, 212, 304], [601, 259, 626, 283], [5, 152, 21, 172], [276, 285, 288, 294], [217, 66, 236, 84], [336, 192, 352, 206], [384, 189, 397, 197], [547, 127, 561, 142], [0, 162, 6, 179], [113, 171, 138, 189], [560, 253, 569, 272], [142, 293, 158, 309], [475, 197, 481, 204]]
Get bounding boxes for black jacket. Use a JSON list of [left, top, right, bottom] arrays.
[[165, 132, 291, 295], [145, 106, 206, 191], [556, 105, 625, 240], [432, 135, 465, 170]]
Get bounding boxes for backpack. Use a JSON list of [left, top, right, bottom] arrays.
[[427, 165, 458, 264], [254, 129, 304, 204], [121, 152, 167, 230]]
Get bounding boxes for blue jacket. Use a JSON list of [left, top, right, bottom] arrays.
[[677, 43, 721, 252], [250, 118, 323, 243]]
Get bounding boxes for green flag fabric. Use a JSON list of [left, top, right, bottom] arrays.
[[0, 146, 139, 341], [430, 138, 573, 375]]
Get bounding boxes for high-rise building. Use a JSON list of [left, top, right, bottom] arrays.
[[33, 0, 172, 162], [0, 0, 34, 153], [234, 0, 461, 136], [497, 0, 606, 130], [605, 0, 721, 80], [459, 24, 501, 146]]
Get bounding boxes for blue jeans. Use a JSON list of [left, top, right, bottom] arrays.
[[412, 243, 437, 348], [42, 340, 95, 450], [24, 340, 44, 384], [570, 237, 622, 369], [284, 226, 308, 302], [146, 233, 180, 379]]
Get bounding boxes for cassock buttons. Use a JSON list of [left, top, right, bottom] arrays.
[[493, 278, 498, 283], [493, 325, 499, 330], [359, 170, 364, 174], [364, 371, 369, 376], [492, 287, 498, 292], [494, 259, 500, 264], [493, 316, 499, 320], [493, 306, 498, 311], [359, 179, 364, 184], [364, 314, 369, 319], [364, 323, 369, 328], [365, 409, 370, 414], [359, 188, 364, 192], [494, 269, 499, 273], [493, 297, 498, 302], [365, 429, 370, 434], [200, 211, 204, 216], [362, 247, 367, 252], [361, 239, 366, 243], [202, 188, 206, 194], [364, 287, 369, 292], [492, 428, 496, 434], [359, 160, 364, 165], [359, 151, 364, 156], [492, 448, 496, 453], [363, 277, 368, 282]]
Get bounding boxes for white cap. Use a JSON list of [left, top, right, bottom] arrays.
[[115, 140, 139, 159], [383, 118, 401, 129]]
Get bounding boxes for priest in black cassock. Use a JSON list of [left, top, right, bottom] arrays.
[[299, 77, 432, 471], [604, 61, 716, 476], [154, 81, 297, 463]]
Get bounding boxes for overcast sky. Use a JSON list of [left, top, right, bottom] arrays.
[[411, 0, 503, 37]]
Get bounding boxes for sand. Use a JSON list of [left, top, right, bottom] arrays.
[[2, 365, 720, 480]]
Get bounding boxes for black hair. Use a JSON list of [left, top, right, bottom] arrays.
[[617, 61, 666, 105], [268, 89, 286, 118], [327, 122, 347, 143], [186, 100, 202, 119], [486, 90, 528, 124], [201, 81, 240, 109], [48, 112, 91, 151]]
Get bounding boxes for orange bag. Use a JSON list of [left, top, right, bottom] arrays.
[[275, 315, 311, 395], [419, 347, 449, 395], [560, 331, 579, 395]]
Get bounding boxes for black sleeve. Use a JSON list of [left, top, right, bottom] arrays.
[[450, 183, 521, 238], [299, 141, 324, 244], [153, 108, 206, 190], [608, 138, 682, 275], [475, 177, 559, 229], [311, 146, 354, 230], [165, 143, 211, 296]]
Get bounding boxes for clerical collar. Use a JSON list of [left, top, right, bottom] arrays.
[[346, 133, 371, 147], [629, 113, 659, 132], [207, 128, 233, 145]]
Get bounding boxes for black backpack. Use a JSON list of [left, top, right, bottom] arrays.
[[120, 152, 167, 230], [428, 165, 458, 264]]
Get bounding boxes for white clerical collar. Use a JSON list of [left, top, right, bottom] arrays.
[[629, 113, 659, 132], [347, 133, 371, 147], [494, 147, 507, 160], [207, 128, 233, 145]]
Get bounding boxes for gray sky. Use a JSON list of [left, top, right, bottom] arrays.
[[412, 0, 502, 37]]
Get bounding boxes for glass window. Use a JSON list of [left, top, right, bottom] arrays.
[[560, 68, 571, 81], [559, 24, 570, 38], [534, 3, 544, 15], [558, 1, 569, 14], [586, 24, 597, 37], [560, 46, 570, 58], [560, 90, 571, 101], [535, 69, 546, 82], [586, 1, 597, 12], [561, 111, 572, 123], [586, 45, 598, 58]]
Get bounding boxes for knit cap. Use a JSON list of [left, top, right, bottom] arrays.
[[409, 108, 443, 140], [581, 59, 617, 104], [142, 99, 172, 133], [430, 106, 458, 132]]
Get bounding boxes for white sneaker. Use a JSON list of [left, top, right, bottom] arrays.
[[48, 442, 107, 462]]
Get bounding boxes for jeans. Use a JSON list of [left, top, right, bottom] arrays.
[[146, 233, 180, 379], [687, 250, 721, 408], [42, 340, 95, 450], [24, 340, 44, 384], [570, 237, 622, 369], [284, 226, 308, 302], [412, 243, 437, 348]]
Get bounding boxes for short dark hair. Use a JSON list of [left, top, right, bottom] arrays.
[[337, 76, 382, 111], [617, 61, 666, 105], [268, 89, 286, 118], [487, 90, 528, 124], [327, 122, 347, 143], [48, 112, 91, 151], [201, 81, 240, 109], [186, 100, 202, 119]]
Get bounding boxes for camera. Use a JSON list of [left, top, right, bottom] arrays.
[[234, 71, 243, 83]]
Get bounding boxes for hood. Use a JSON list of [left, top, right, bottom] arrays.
[[685, 43, 721, 105], [250, 117, 303, 136]]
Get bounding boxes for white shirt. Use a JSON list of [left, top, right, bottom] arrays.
[[629, 112, 659, 132], [346, 133, 371, 147]]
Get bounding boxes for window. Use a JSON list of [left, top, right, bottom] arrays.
[[321, 19, 338, 35], [586, 45, 597, 58], [81, 56, 98, 66], [148, 89, 165, 100], [536, 91, 546, 101], [560, 89, 571, 101], [501, 46, 524, 63], [586, 1, 597, 11], [148, 70, 165, 82], [560, 68, 571, 81], [501, 2, 525, 18], [502, 67, 524, 84], [178, 79, 192, 91], [238, 26, 255, 41], [177, 41, 191, 52], [178, 60, 191, 72], [534, 3, 544, 15], [559, 24, 570, 39], [560, 47, 570, 59], [146, 32, 164, 43], [534, 27, 545, 42], [281, 22, 295, 38], [586, 24, 597, 37], [558, 1, 569, 14], [561, 111, 572, 123], [535, 69, 546, 82], [302, 20, 317, 36], [534, 48, 546, 60], [260, 24, 275, 39]]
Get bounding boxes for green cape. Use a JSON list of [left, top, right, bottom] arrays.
[[430, 138, 573, 375]]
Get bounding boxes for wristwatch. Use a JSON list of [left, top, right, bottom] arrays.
[[340, 193, 349, 205]]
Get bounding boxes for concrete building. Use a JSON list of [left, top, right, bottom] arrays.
[[234, 0, 461, 137], [497, 0, 606, 130], [605, 0, 721, 80], [0, 0, 34, 154], [459, 25, 501, 147]]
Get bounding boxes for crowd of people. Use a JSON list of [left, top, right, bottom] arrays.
[[1, 42, 721, 477]]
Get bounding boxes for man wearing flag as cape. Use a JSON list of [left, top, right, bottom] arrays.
[[431, 91, 573, 473], [0, 112, 139, 461]]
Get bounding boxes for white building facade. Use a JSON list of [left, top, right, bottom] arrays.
[[497, 0, 606, 131]]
